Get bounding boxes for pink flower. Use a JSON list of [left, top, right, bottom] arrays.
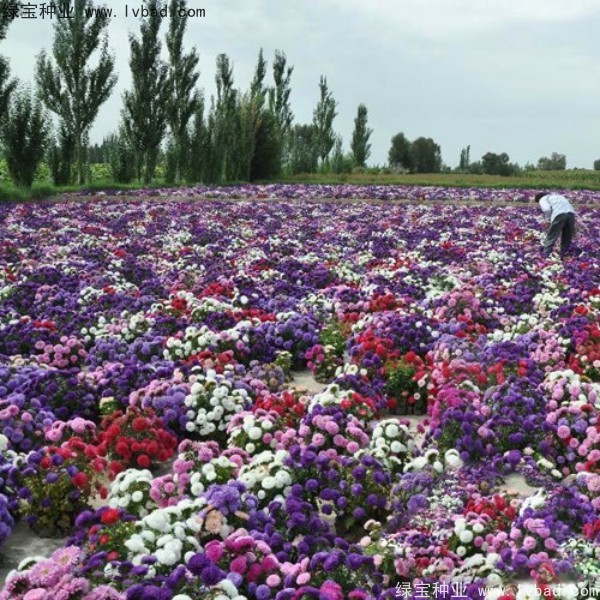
[[557, 425, 570, 440], [230, 556, 247, 574], [332, 434, 345, 447], [544, 538, 557, 551], [260, 555, 279, 571], [319, 580, 344, 600], [266, 574, 281, 587], [296, 572, 310, 585], [311, 433, 326, 447], [346, 441, 359, 454], [323, 421, 339, 436], [522, 536, 537, 551], [23, 590, 47, 600], [204, 541, 223, 562]]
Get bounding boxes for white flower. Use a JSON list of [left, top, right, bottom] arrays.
[[125, 536, 147, 553], [132, 491, 143, 503], [262, 476, 276, 490], [454, 518, 466, 533], [248, 427, 262, 441], [145, 511, 170, 533], [390, 441, 403, 453], [444, 449, 463, 469], [459, 530, 474, 544], [385, 424, 399, 438]]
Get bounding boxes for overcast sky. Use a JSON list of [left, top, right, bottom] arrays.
[[2, 0, 600, 168]]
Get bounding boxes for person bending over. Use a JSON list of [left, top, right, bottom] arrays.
[[534, 191, 575, 258]]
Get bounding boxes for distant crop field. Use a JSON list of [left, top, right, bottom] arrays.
[[282, 170, 600, 190]]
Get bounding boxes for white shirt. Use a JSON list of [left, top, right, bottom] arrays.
[[538, 193, 574, 223]]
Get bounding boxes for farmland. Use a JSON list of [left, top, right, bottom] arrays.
[[0, 188, 598, 598]]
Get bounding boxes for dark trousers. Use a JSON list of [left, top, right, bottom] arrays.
[[543, 212, 575, 257]]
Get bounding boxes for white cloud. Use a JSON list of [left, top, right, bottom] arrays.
[[325, 0, 600, 40]]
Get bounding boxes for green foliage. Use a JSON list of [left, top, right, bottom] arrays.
[[384, 360, 419, 401], [122, 0, 172, 183], [268, 50, 294, 168], [350, 103, 372, 168], [47, 120, 75, 185], [537, 152, 566, 171], [0, 182, 30, 202], [388, 132, 412, 171], [458, 145, 471, 172], [329, 136, 353, 175], [0, 56, 16, 128], [203, 53, 238, 184], [312, 75, 337, 166], [106, 129, 135, 183], [166, 0, 200, 184], [594, 159, 600, 171], [250, 109, 282, 181], [185, 97, 206, 182], [289, 123, 319, 175], [318, 320, 346, 356], [274, 351, 293, 380], [0, 0, 18, 123], [481, 151, 520, 176], [410, 136, 442, 173], [2, 87, 49, 188], [36, 0, 117, 185]]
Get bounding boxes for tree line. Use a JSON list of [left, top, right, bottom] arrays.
[[0, 0, 374, 189], [1, 0, 597, 190]]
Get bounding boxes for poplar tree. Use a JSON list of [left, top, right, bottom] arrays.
[[0, 1, 19, 132], [268, 51, 293, 167], [122, 0, 172, 183], [205, 53, 237, 183], [186, 95, 206, 182], [2, 87, 49, 188], [350, 103, 372, 168], [166, 0, 200, 183], [36, 0, 116, 185], [238, 49, 267, 180], [312, 75, 337, 167]]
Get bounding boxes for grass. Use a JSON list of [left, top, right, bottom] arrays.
[[2, 170, 600, 203], [279, 170, 600, 190]]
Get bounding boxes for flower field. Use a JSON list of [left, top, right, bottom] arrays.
[[0, 189, 599, 599]]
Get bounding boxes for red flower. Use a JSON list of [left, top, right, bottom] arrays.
[[71, 472, 88, 488], [100, 508, 120, 525], [137, 454, 151, 468], [132, 417, 149, 432]]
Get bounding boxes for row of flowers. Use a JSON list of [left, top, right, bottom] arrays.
[[64, 183, 600, 205]]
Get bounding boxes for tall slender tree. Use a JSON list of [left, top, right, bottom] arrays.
[[122, 0, 172, 183], [268, 51, 293, 168], [166, 0, 200, 183], [186, 95, 206, 182], [312, 75, 337, 167], [238, 49, 267, 180], [0, 0, 19, 122], [36, 0, 116, 185], [350, 103, 372, 168], [205, 53, 237, 183]]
